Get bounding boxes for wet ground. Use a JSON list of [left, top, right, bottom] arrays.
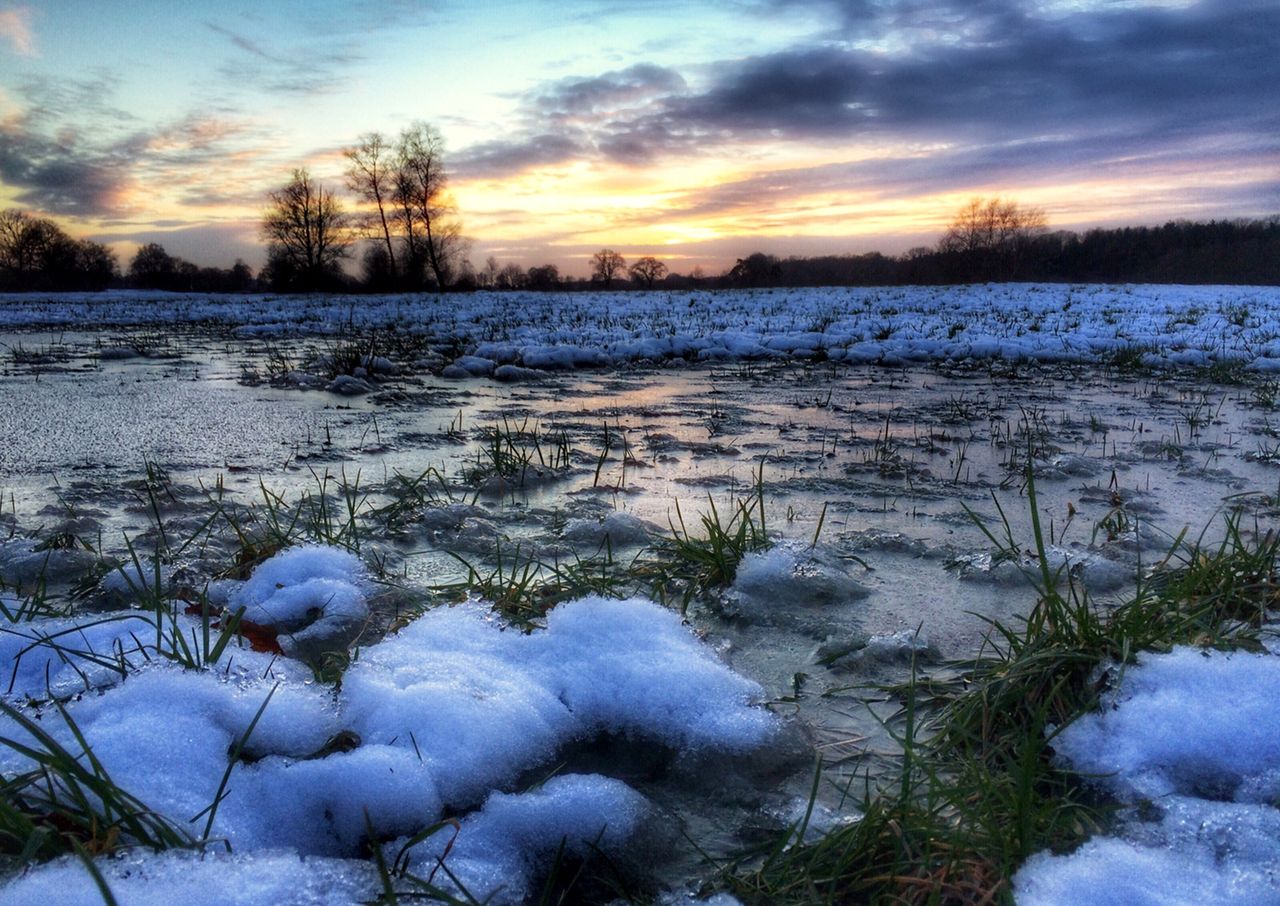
[[3, 325, 1279, 888]]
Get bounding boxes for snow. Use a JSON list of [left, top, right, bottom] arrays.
[[3, 285, 1279, 375], [230, 545, 370, 656], [1013, 647, 1280, 904], [0, 547, 779, 901], [395, 774, 651, 905], [0, 850, 381, 906]]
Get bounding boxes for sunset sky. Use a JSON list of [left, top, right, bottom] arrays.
[[0, 0, 1276, 277]]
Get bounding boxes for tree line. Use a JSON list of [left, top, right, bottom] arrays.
[[1, 151, 1276, 292]]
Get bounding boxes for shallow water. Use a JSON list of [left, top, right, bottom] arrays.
[[2, 325, 1279, 893]]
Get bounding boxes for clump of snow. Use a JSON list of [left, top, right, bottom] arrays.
[[231, 545, 370, 657], [0, 581, 777, 892], [1014, 646, 1280, 904], [325, 374, 373, 395], [561, 511, 656, 548], [1014, 836, 1280, 906], [1052, 647, 1280, 801], [397, 774, 651, 905], [0, 613, 156, 698], [341, 596, 778, 806], [0, 538, 97, 589]]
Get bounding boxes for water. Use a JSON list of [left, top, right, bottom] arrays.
[[2, 325, 1278, 893]]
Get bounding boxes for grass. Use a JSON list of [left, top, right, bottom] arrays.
[[434, 541, 633, 629], [464, 417, 573, 490], [718, 458, 1274, 905], [639, 461, 772, 608]]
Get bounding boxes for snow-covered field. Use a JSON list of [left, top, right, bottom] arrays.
[[2, 283, 1280, 372], [1, 284, 1279, 904]]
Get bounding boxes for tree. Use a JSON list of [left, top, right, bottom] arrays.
[[526, 264, 560, 291], [727, 252, 781, 287], [591, 249, 626, 288], [261, 168, 351, 292], [394, 122, 462, 291], [0, 210, 60, 278], [495, 262, 526, 290], [0, 210, 117, 290], [627, 256, 667, 289], [344, 132, 398, 281], [938, 197, 1047, 279], [129, 243, 178, 289]]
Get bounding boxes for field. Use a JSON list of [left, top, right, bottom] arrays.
[[1, 284, 1279, 904]]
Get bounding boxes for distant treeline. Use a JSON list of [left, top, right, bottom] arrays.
[[1, 208, 1276, 293]]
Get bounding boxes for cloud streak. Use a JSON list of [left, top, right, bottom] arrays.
[[0, 6, 35, 57]]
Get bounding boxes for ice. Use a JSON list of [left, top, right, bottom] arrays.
[[729, 542, 870, 619]]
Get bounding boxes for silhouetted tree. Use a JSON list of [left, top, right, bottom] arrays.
[[129, 243, 178, 289], [727, 252, 781, 287], [344, 132, 399, 281], [394, 122, 462, 291], [628, 256, 667, 289], [938, 197, 1047, 279], [591, 249, 626, 288], [496, 262, 526, 290], [262, 168, 351, 292], [527, 264, 560, 290], [0, 210, 118, 291]]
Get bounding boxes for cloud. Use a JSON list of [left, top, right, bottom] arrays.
[[205, 21, 364, 96], [0, 122, 129, 215], [0, 75, 272, 219], [455, 0, 1279, 191], [0, 6, 35, 57]]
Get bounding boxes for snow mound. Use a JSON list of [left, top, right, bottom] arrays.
[[1014, 646, 1280, 904], [397, 774, 651, 905], [1052, 646, 1280, 801], [1014, 836, 1280, 906], [728, 542, 869, 619]]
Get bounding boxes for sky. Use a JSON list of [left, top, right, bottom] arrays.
[[0, 0, 1276, 277]]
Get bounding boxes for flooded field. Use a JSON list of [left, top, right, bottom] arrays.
[[2, 287, 1280, 903]]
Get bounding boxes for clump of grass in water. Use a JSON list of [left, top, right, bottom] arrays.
[[639, 461, 772, 609], [720, 454, 1273, 905], [435, 540, 633, 629], [464, 417, 573, 490]]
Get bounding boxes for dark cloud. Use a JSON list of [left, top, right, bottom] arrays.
[[458, 0, 1279, 196], [673, 0, 1280, 142], [0, 80, 267, 219], [532, 63, 686, 118], [0, 123, 129, 216], [454, 133, 589, 180]]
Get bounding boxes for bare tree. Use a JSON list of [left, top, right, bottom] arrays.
[[591, 249, 626, 288], [394, 122, 462, 291], [0, 209, 60, 277], [344, 132, 398, 279], [628, 255, 667, 289], [938, 197, 1046, 278], [262, 169, 351, 291]]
